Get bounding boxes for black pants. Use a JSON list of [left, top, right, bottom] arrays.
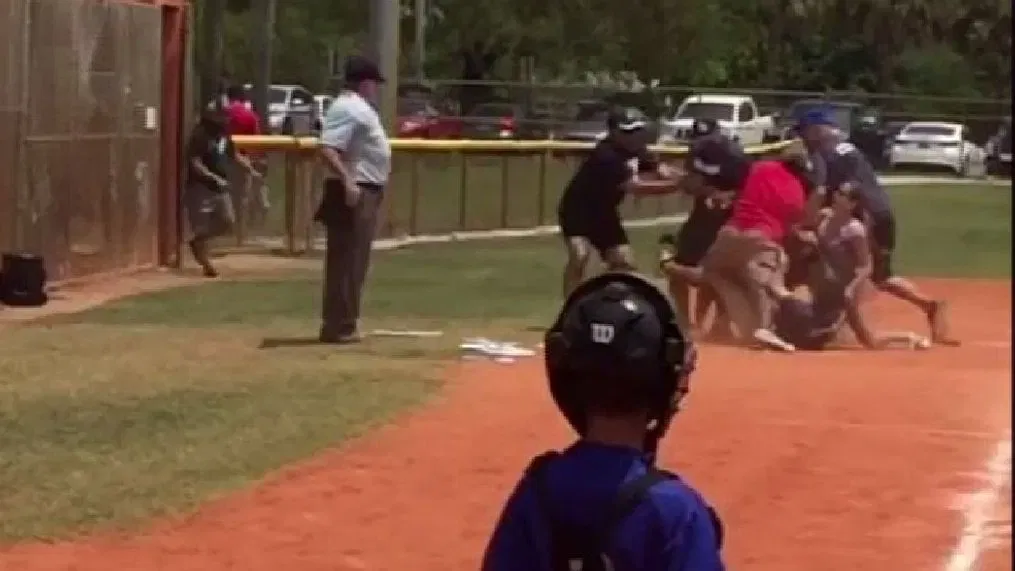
[[868, 210, 896, 284]]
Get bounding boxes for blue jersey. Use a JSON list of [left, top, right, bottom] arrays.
[[481, 441, 725, 571], [811, 140, 891, 215]]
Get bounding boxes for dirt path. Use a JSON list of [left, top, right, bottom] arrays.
[[0, 279, 1010, 571]]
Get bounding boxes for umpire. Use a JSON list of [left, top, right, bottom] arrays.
[[315, 55, 391, 344]]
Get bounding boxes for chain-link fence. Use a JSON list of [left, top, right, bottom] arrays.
[[0, 0, 166, 282]]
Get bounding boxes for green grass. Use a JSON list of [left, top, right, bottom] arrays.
[[0, 182, 1007, 542]]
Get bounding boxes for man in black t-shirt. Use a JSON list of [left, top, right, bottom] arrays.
[[659, 120, 750, 334], [557, 107, 681, 297], [184, 106, 260, 277]]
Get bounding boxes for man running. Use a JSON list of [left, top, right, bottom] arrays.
[[797, 109, 958, 346], [557, 107, 681, 297]]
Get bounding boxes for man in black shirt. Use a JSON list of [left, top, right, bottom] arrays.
[[184, 106, 259, 277], [557, 107, 681, 297], [659, 119, 747, 333]]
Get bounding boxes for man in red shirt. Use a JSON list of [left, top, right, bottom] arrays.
[[224, 85, 260, 136], [696, 139, 812, 351], [223, 85, 269, 227]]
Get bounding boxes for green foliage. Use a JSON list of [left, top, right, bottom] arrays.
[[194, 0, 1012, 97]]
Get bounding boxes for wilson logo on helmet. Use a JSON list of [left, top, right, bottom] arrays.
[[590, 323, 615, 344]]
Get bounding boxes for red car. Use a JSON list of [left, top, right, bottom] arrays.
[[397, 98, 461, 139]]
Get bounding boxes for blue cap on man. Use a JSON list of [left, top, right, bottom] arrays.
[[795, 108, 838, 130]]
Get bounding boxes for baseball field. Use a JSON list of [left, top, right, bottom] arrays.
[[0, 182, 1010, 570]]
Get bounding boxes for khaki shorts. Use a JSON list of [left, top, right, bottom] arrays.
[[701, 226, 787, 336], [703, 226, 785, 288]]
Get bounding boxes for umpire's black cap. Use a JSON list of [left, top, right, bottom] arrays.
[[606, 107, 647, 132], [344, 55, 385, 83]]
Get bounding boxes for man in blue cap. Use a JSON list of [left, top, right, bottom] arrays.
[[795, 109, 959, 346]]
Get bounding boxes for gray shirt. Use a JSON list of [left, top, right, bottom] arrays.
[[811, 140, 891, 215], [321, 91, 392, 186]]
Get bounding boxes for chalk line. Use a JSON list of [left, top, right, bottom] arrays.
[[944, 436, 1012, 571]]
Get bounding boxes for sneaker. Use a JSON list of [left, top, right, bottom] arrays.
[[753, 328, 796, 352], [909, 334, 931, 350]]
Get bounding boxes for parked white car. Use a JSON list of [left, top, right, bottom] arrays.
[[659, 94, 774, 146], [266, 84, 317, 134], [888, 122, 987, 177]]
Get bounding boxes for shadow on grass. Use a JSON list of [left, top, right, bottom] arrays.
[[258, 336, 324, 349]]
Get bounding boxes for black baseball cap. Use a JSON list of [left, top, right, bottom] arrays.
[[691, 118, 719, 139], [687, 136, 751, 190], [607, 107, 647, 132], [344, 55, 385, 83]]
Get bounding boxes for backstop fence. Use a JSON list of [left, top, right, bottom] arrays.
[[0, 0, 187, 283]]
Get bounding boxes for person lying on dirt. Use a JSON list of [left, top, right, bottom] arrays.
[[482, 272, 724, 571], [771, 183, 931, 351]]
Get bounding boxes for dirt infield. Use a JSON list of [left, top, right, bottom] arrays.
[[0, 278, 1010, 571]]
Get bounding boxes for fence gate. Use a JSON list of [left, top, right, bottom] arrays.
[[2, 0, 167, 282]]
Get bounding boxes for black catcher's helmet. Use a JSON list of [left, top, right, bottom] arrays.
[[544, 273, 696, 459]]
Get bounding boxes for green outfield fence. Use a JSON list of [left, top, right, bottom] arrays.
[[224, 137, 793, 256]]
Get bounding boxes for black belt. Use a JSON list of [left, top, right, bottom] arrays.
[[324, 179, 384, 191]]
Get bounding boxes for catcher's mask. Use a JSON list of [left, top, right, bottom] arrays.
[[544, 272, 696, 460]]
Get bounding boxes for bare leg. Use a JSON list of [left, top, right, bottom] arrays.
[[602, 244, 637, 273], [661, 260, 702, 326], [563, 237, 592, 298], [188, 237, 218, 278], [877, 277, 959, 346]]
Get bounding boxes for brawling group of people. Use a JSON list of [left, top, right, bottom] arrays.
[[555, 107, 959, 352]]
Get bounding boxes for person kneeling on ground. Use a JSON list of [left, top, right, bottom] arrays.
[[482, 272, 725, 571], [772, 183, 931, 351], [697, 140, 815, 352]]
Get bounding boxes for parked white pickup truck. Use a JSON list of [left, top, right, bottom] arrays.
[[659, 94, 775, 146]]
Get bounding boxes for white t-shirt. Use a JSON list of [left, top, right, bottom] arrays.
[[320, 91, 392, 186]]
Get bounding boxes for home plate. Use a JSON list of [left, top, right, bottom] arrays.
[[460, 337, 537, 360]]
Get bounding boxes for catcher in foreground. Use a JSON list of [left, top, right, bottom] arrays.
[[482, 272, 725, 571]]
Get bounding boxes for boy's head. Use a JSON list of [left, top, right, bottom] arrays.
[[544, 273, 697, 456]]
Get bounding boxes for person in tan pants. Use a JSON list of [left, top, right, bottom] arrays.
[[692, 138, 813, 351]]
